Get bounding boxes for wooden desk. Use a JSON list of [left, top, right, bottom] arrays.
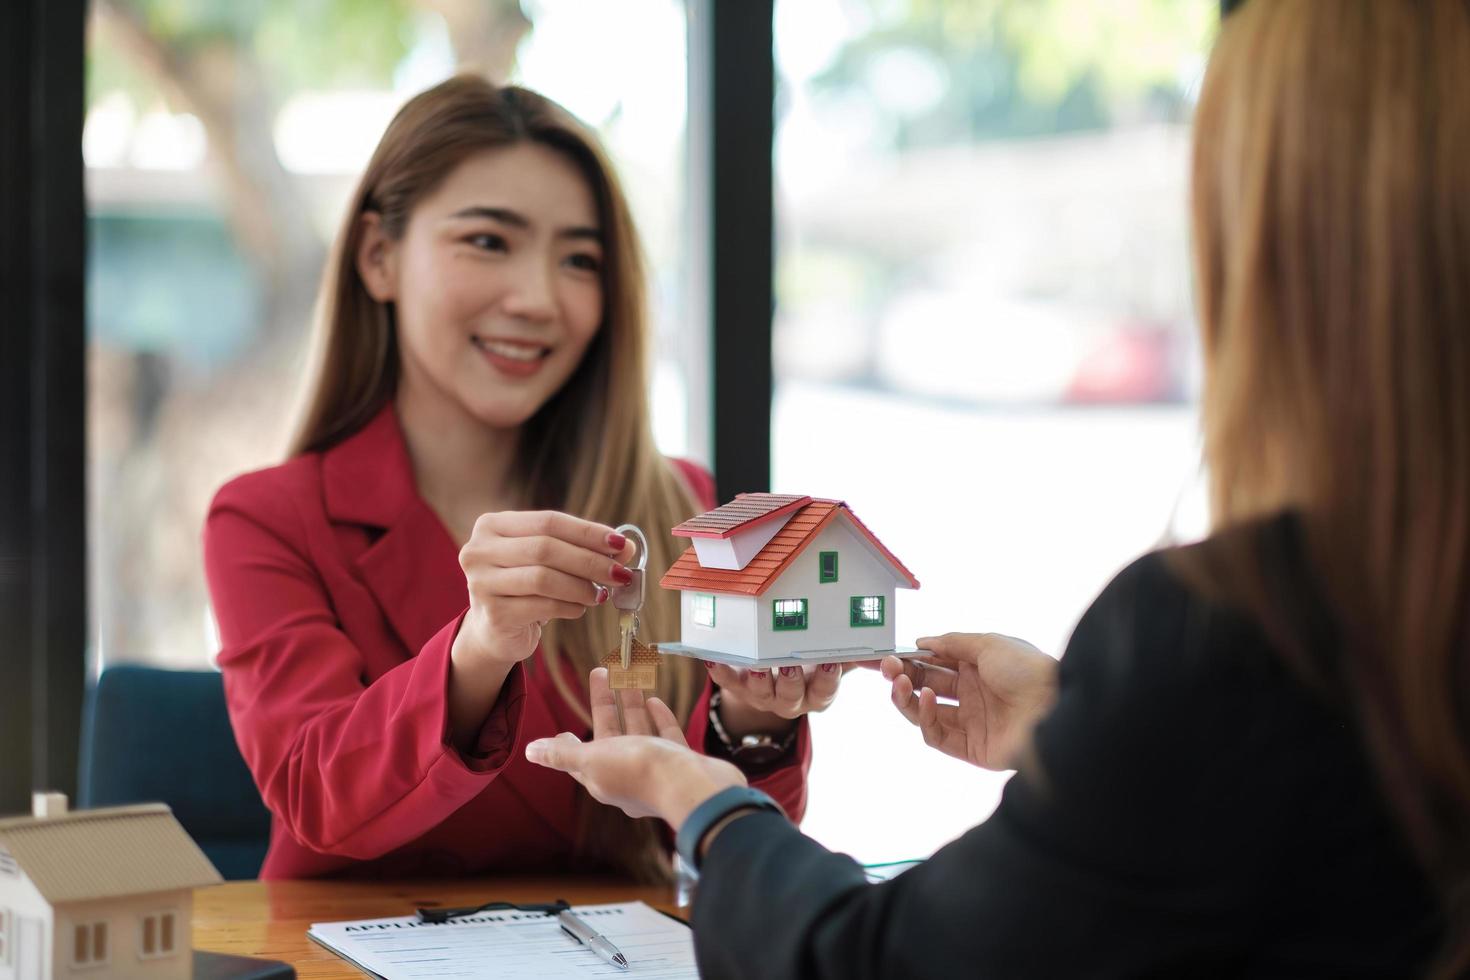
[[192, 878, 684, 978]]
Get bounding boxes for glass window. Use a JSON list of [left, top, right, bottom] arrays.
[[85, 0, 697, 670], [775, 0, 1217, 863], [72, 921, 108, 966], [693, 593, 716, 628], [140, 911, 176, 958], [773, 598, 809, 630], [819, 550, 838, 583], [850, 595, 884, 627]]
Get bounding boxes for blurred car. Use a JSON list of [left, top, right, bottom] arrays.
[[868, 285, 1188, 406]]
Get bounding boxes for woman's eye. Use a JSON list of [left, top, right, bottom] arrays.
[[565, 252, 601, 272], [466, 233, 507, 252]]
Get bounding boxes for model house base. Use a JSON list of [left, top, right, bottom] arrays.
[[656, 642, 926, 670]]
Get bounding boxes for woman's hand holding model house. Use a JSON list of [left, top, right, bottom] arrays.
[[703, 660, 855, 729]]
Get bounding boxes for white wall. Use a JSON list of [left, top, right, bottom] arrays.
[[677, 592, 759, 656], [54, 891, 192, 980], [755, 517, 900, 658], [0, 867, 51, 980]]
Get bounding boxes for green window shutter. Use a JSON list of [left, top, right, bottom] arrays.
[[850, 595, 885, 627], [773, 598, 809, 631], [819, 551, 839, 583], [693, 594, 716, 628]]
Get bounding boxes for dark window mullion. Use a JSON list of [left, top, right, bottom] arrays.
[[0, 0, 86, 815]]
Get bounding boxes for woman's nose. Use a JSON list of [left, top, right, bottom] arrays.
[[501, 258, 556, 321]]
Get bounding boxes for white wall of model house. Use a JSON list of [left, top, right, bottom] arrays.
[[0, 866, 51, 980], [677, 516, 901, 660]]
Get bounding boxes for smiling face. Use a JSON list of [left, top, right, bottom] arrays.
[[358, 142, 606, 431]]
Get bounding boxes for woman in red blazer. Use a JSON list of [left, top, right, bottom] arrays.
[[203, 76, 836, 880]]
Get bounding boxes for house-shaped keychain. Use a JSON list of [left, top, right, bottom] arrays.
[[656, 494, 921, 668]]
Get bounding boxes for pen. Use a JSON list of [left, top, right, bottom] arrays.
[[558, 908, 629, 971]]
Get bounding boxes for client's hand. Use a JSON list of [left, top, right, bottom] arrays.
[[882, 633, 1059, 772], [525, 668, 746, 827]]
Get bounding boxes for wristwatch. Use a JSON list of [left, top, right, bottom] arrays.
[[707, 689, 799, 767], [675, 785, 786, 870]]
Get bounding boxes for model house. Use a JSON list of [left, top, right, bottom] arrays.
[[658, 494, 919, 665], [0, 793, 222, 980]]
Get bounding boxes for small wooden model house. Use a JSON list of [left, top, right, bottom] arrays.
[[0, 793, 222, 980], [659, 494, 919, 664]]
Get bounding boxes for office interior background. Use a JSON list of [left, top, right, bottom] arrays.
[[5, 0, 1217, 863]]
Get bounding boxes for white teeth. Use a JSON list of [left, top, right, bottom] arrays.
[[476, 338, 546, 362]]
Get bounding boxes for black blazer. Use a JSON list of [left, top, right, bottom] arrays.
[[692, 519, 1442, 978]]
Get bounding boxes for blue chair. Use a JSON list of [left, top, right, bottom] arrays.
[[79, 665, 271, 879]]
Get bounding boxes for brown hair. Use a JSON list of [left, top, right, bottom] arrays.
[[290, 74, 706, 880], [1187, 0, 1470, 970]]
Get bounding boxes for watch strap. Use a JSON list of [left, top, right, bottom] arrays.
[[675, 786, 785, 871], [708, 689, 799, 765]]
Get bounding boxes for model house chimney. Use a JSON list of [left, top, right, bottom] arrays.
[[32, 791, 67, 819]]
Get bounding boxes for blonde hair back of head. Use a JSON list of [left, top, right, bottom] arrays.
[[1191, 3, 1470, 971]]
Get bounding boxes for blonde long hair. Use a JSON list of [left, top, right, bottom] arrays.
[[290, 75, 705, 879], [1189, 1, 1470, 971]]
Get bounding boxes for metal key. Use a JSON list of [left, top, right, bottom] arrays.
[[610, 524, 648, 670]]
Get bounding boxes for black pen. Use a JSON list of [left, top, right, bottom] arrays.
[[557, 907, 629, 971]]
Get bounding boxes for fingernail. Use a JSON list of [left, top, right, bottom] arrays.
[[525, 741, 547, 762], [593, 585, 610, 604], [703, 661, 717, 670], [752, 670, 769, 678], [780, 666, 799, 678], [821, 663, 839, 673], [611, 563, 634, 585], [606, 531, 627, 551]]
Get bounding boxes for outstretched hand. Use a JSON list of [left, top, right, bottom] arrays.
[[881, 633, 1059, 771], [525, 668, 746, 827]]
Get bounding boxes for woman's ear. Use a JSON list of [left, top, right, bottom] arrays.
[[356, 211, 399, 302]]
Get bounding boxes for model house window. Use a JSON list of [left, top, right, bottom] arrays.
[[851, 595, 885, 627], [72, 921, 107, 967], [819, 551, 838, 583], [693, 593, 716, 628], [140, 911, 178, 958], [773, 598, 808, 630]]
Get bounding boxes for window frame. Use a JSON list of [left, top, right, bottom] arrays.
[[70, 920, 108, 969], [772, 597, 809, 631], [692, 593, 717, 629], [818, 551, 839, 583], [138, 909, 179, 960], [850, 595, 885, 628]]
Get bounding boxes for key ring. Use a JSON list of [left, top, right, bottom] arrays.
[[611, 523, 648, 613]]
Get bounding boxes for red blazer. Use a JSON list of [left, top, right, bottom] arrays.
[[203, 404, 810, 879]]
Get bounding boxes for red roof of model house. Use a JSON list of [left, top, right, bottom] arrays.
[[661, 494, 920, 597], [670, 493, 812, 538]]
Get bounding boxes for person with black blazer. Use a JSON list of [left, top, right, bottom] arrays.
[[527, 1, 1470, 975]]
